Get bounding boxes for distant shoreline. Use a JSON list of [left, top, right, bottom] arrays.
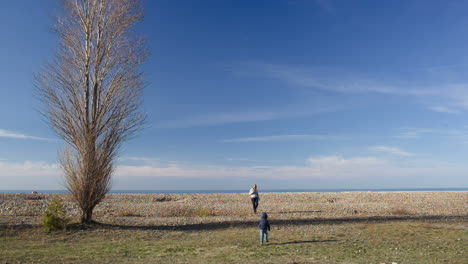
[[1, 188, 467, 194]]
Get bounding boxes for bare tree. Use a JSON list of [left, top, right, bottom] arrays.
[[36, 0, 147, 224]]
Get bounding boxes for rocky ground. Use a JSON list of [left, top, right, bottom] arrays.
[[1, 191, 466, 227]]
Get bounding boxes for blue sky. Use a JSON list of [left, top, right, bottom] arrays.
[[1, 0, 468, 190]]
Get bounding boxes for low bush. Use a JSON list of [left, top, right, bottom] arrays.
[[392, 207, 411, 215], [26, 196, 44, 200], [154, 195, 175, 202], [118, 209, 143, 217], [159, 206, 218, 217], [43, 196, 68, 231]]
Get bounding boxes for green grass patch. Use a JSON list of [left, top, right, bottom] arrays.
[[1, 220, 466, 263]]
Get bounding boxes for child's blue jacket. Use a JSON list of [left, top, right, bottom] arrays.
[[258, 212, 270, 231]]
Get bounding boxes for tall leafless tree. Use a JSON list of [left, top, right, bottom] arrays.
[[36, 0, 147, 224]]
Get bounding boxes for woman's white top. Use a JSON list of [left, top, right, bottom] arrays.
[[249, 188, 259, 199]]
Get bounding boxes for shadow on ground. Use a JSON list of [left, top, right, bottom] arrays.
[[272, 210, 323, 214], [266, 239, 338, 246], [1, 215, 465, 232]]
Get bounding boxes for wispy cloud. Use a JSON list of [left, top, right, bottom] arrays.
[[157, 111, 284, 128], [302, 155, 466, 182], [0, 160, 60, 178], [0, 129, 53, 141], [222, 134, 343, 142], [396, 128, 434, 139], [428, 106, 461, 114], [118, 157, 185, 167], [242, 62, 436, 96], [1, 156, 467, 188], [114, 155, 468, 183], [156, 106, 337, 129], [306, 155, 385, 168], [369, 146, 414, 156], [421, 83, 468, 114], [0, 160, 62, 189], [226, 158, 254, 161], [119, 156, 160, 166], [437, 84, 468, 112], [396, 127, 465, 139], [234, 62, 468, 115]]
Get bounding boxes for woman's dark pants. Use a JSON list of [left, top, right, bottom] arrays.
[[251, 197, 259, 213]]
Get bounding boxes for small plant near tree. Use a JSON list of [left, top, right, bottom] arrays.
[[43, 196, 68, 231]]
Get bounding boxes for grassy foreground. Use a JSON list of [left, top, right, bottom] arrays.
[[1, 219, 466, 264]]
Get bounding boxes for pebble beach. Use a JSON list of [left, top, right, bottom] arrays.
[[1, 191, 467, 227]]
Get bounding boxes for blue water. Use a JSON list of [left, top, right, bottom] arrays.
[[1, 188, 467, 194]]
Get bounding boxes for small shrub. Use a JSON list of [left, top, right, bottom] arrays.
[[43, 196, 68, 231], [159, 206, 217, 217], [232, 209, 251, 217], [118, 210, 143, 217], [25, 195, 44, 200], [194, 207, 215, 217], [392, 207, 410, 216], [154, 195, 175, 202]]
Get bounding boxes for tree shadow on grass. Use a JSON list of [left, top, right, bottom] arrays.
[[266, 239, 338, 246], [1, 215, 466, 232], [0, 223, 35, 231], [91, 215, 466, 232], [271, 210, 323, 214]]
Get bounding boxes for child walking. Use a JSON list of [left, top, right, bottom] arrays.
[[258, 212, 270, 245]]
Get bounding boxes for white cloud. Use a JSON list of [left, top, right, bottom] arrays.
[[307, 155, 384, 167], [222, 134, 343, 142], [226, 158, 253, 161], [302, 155, 387, 178], [396, 128, 434, 139], [113, 155, 468, 183], [396, 127, 466, 139], [0, 129, 53, 141], [428, 106, 460, 114], [158, 110, 283, 128], [244, 62, 436, 96], [234, 62, 468, 114], [1, 156, 467, 189], [0, 160, 60, 178], [156, 107, 336, 128], [435, 84, 468, 111], [369, 146, 414, 156], [119, 157, 160, 166], [119, 156, 187, 168], [0, 160, 62, 190], [301, 155, 467, 183]]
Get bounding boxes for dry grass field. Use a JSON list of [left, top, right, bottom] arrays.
[[1, 192, 467, 263]]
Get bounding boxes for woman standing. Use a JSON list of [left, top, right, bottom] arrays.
[[249, 184, 260, 214]]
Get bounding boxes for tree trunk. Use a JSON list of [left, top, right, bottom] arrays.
[[81, 207, 94, 224]]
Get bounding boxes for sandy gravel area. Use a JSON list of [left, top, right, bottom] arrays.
[[1, 191, 467, 226]]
